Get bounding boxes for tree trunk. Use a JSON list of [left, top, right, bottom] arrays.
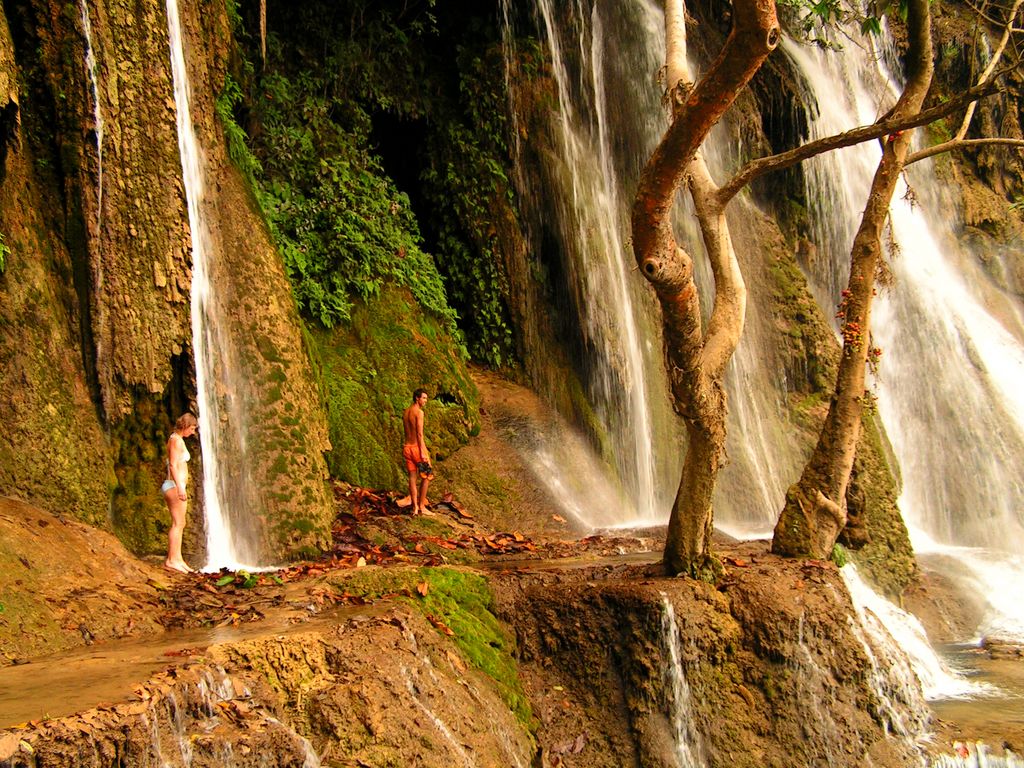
[[632, 0, 778, 575], [772, 0, 934, 558]]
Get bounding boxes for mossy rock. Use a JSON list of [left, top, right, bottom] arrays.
[[843, 414, 917, 598], [310, 284, 480, 491]]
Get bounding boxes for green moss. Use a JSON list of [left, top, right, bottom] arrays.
[[109, 393, 173, 555], [291, 518, 315, 534], [331, 566, 532, 728], [310, 285, 479, 491], [846, 414, 916, 598]]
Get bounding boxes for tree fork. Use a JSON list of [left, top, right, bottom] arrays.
[[633, 0, 778, 576]]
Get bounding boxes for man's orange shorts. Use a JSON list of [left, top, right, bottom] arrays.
[[403, 443, 430, 473]]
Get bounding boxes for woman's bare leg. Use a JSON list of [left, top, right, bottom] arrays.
[[164, 490, 192, 572]]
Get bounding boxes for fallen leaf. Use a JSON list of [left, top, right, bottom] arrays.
[[426, 614, 456, 636], [552, 515, 566, 523], [416, 581, 429, 597], [446, 649, 466, 673]]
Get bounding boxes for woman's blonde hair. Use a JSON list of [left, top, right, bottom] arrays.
[[175, 413, 198, 432]]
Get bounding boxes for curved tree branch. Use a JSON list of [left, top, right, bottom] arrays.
[[632, 0, 780, 263], [907, 136, 1024, 164], [716, 79, 1002, 205], [954, 0, 1024, 141]]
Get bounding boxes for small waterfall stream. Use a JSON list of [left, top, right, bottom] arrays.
[[165, 0, 260, 570], [842, 565, 985, 702], [145, 667, 322, 768], [659, 595, 706, 768], [78, 0, 103, 234]]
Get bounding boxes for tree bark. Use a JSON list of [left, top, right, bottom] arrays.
[[772, 0, 934, 558], [632, 0, 778, 576]]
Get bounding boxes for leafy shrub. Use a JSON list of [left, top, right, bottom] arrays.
[[217, 61, 461, 340]]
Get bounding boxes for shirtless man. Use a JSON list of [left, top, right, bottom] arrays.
[[402, 388, 434, 515]]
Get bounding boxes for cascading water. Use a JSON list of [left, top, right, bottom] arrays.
[[502, 0, 672, 525], [165, 0, 261, 571], [842, 565, 985, 703], [784, 28, 1024, 644], [78, 0, 103, 234], [503, 0, 806, 531], [659, 595, 706, 768]]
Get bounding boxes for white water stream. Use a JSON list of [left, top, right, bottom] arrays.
[[165, 0, 260, 571], [78, 0, 103, 234], [843, 565, 987, 702], [520, 0, 667, 523], [660, 595, 706, 768], [505, 0, 806, 531]]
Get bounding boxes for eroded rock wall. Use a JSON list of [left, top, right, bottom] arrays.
[[0, 607, 535, 768], [492, 555, 925, 768], [0, 2, 113, 526], [0, 0, 334, 558]]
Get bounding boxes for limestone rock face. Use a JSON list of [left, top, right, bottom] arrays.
[[0, 0, 333, 558], [0, 4, 113, 527], [492, 554, 926, 768], [0, 607, 535, 768]]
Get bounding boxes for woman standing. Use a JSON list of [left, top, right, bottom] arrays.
[[162, 413, 198, 573]]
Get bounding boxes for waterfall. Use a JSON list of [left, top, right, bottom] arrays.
[[144, 667, 322, 767], [503, 0, 804, 530], [78, 0, 103, 234], [842, 565, 986, 702], [516, 0, 668, 523], [659, 595, 706, 768], [165, 0, 261, 570], [931, 744, 1024, 768], [784, 29, 1024, 644]]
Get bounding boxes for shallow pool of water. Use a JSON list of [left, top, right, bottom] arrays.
[[0, 606, 375, 728], [930, 644, 1024, 752]]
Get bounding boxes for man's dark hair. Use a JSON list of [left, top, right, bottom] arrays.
[[412, 388, 428, 403]]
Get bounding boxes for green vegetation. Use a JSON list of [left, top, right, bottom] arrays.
[[421, 48, 518, 366], [310, 285, 479, 489], [0, 231, 9, 274], [333, 566, 532, 728], [217, 0, 519, 367], [215, 73, 262, 188], [778, 0, 907, 41], [830, 543, 848, 567]]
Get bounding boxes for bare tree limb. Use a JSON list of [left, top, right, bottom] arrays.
[[632, 0, 780, 261], [260, 0, 267, 64], [906, 136, 1024, 164], [954, 0, 1023, 140], [716, 78, 1002, 205]]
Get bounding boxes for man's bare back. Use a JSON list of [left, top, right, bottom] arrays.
[[403, 403, 423, 447]]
